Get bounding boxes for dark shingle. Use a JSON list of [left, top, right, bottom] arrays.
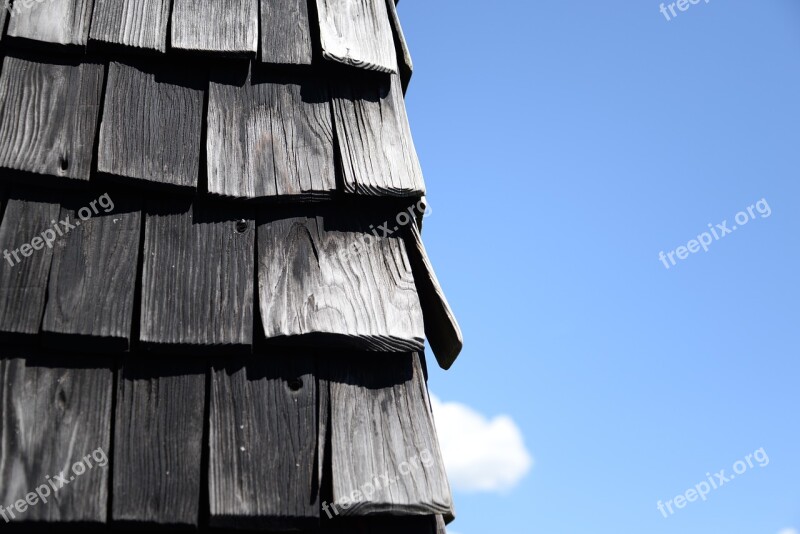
[[89, 0, 171, 52], [260, 0, 314, 65], [171, 0, 258, 54]]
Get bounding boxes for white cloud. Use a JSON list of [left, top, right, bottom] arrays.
[[429, 394, 533, 493], [778, 529, 798, 534]]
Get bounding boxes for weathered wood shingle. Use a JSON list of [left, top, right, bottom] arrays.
[[89, 0, 171, 52], [385, 0, 413, 92], [140, 198, 254, 351], [171, 0, 258, 54], [208, 66, 336, 199], [7, 0, 95, 45], [316, 0, 398, 73], [0, 57, 104, 183], [0, 191, 61, 336], [331, 73, 425, 196], [257, 208, 425, 352], [209, 356, 319, 529], [42, 192, 142, 352], [112, 358, 206, 525], [260, 0, 313, 65], [98, 61, 205, 190], [0, 354, 113, 523]]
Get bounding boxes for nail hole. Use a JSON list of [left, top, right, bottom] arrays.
[[287, 378, 303, 391], [235, 220, 248, 233], [59, 157, 69, 171]]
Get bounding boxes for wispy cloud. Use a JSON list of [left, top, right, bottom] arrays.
[[778, 529, 798, 534], [430, 394, 533, 493]]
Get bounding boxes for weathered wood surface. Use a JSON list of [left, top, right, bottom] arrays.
[[0, 192, 61, 336], [316, 0, 398, 73], [209, 355, 319, 529], [0, 7, 6, 42], [208, 66, 336, 199], [98, 61, 204, 190], [140, 198, 254, 351], [260, 0, 313, 64], [0, 57, 104, 183], [325, 353, 452, 516], [405, 224, 463, 370], [171, 0, 258, 54], [0, 354, 113, 522], [323, 516, 441, 532], [385, 0, 413, 92], [89, 0, 171, 51], [331, 73, 425, 196], [257, 208, 424, 352], [42, 193, 142, 352], [7, 0, 95, 45], [112, 358, 206, 525]]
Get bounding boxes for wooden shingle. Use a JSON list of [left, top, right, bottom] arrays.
[[0, 57, 104, 183], [0, 191, 61, 336], [385, 0, 413, 92], [316, 0, 398, 73], [325, 353, 452, 516], [171, 0, 258, 54], [260, 0, 313, 65], [0, 354, 113, 523], [7, 0, 95, 45], [42, 192, 142, 352], [89, 0, 171, 52], [208, 66, 336, 199], [257, 208, 425, 352], [209, 355, 319, 529], [112, 358, 206, 526], [331, 73, 425, 197], [98, 61, 205, 191], [140, 198, 254, 351]]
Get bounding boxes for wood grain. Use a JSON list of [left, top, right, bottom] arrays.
[[7, 0, 95, 45], [171, 0, 258, 54], [257, 208, 425, 352], [209, 355, 319, 529], [260, 0, 313, 64], [42, 192, 142, 352], [0, 56, 104, 183], [325, 352, 452, 516], [0, 191, 61, 336], [0, 353, 113, 522], [316, 0, 398, 73], [331, 73, 425, 197], [112, 358, 206, 525], [140, 198, 254, 351], [208, 65, 335, 199], [98, 61, 204, 190], [385, 0, 412, 92], [89, 0, 171, 51], [405, 224, 463, 370]]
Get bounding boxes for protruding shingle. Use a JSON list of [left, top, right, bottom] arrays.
[[260, 0, 313, 65], [171, 0, 258, 54], [385, 0, 413, 92], [89, 0, 171, 52], [7, 0, 95, 46], [0, 57, 104, 183]]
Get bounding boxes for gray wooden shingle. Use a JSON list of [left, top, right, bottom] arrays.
[[0, 354, 113, 523], [316, 0, 398, 73], [0, 191, 61, 336], [405, 224, 463, 370], [260, 0, 313, 64], [208, 66, 336, 199], [171, 0, 258, 54], [0, 57, 104, 183], [98, 61, 204, 190], [385, 0, 413, 92], [42, 192, 142, 352], [112, 358, 206, 526], [257, 208, 425, 352], [7, 0, 95, 45], [331, 73, 425, 197], [140, 198, 254, 351], [325, 353, 452, 516], [209, 355, 319, 529], [89, 0, 171, 51]]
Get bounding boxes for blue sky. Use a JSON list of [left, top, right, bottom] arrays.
[[400, 1, 800, 532]]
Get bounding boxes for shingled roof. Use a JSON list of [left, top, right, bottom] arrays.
[[0, 0, 462, 531]]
